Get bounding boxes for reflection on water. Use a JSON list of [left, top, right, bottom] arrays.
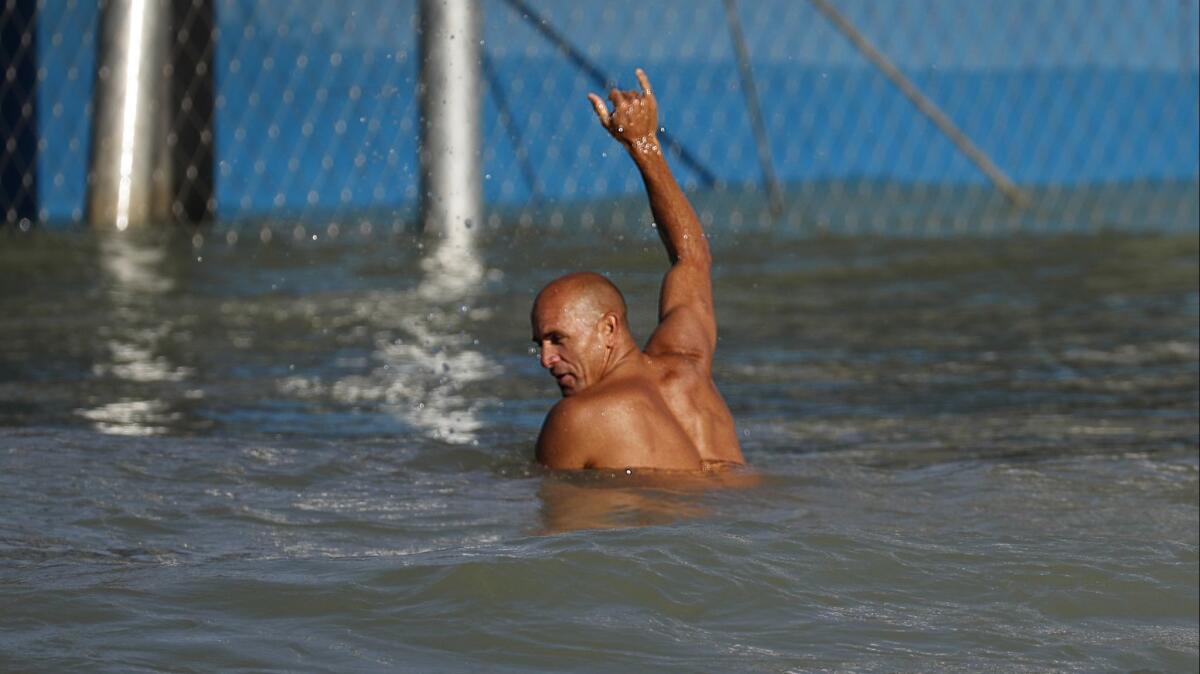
[[97, 234, 175, 295], [78, 398, 180, 436], [538, 477, 709, 532], [537, 468, 764, 533], [92, 335, 189, 383], [65, 228, 506, 443], [78, 235, 191, 435]]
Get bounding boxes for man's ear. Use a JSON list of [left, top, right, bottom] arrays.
[[599, 312, 619, 344]]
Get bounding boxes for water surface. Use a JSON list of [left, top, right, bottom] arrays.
[[1, 226, 1197, 672]]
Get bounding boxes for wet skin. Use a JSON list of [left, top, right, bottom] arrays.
[[532, 68, 745, 472]]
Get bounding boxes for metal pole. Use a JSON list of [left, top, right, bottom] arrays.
[[809, 0, 1030, 209], [162, 0, 215, 223], [87, 0, 214, 229], [1, 0, 38, 228], [88, 0, 168, 229], [418, 0, 482, 242]]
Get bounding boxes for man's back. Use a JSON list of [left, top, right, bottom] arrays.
[[650, 354, 743, 467], [536, 351, 741, 470]]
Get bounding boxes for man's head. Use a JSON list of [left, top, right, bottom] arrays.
[[531, 272, 631, 397]]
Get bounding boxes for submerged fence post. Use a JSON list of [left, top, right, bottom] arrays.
[[1, 0, 38, 228], [87, 0, 214, 230], [418, 0, 482, 245]]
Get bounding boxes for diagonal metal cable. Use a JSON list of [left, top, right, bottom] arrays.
[[809, 0, 1029, 208], [723, 0, 784, 217], [499, 0, 719, 188]]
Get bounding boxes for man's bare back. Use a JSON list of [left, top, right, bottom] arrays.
[[531, 68, 744, 471]]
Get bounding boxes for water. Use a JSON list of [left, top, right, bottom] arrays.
[[1, 225, 1197, 672]]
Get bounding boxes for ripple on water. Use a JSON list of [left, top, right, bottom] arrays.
[[0, 233, 1196, 672]]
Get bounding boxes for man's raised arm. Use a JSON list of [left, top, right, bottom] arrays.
[[587, 69, 718, 366]]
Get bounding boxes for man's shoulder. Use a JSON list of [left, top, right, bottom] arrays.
[[542, 395, 590, 426], [536, 382, 659, 467], [536, 394, 617, 469]]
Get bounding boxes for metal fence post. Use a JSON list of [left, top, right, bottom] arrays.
[[87, 0, 213, 230], [162, 0, 215, 224], [1, 0, 38, 228], [418, 0, 482, 241]]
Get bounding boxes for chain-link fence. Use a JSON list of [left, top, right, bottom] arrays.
[[4, 0, 1199, 234]]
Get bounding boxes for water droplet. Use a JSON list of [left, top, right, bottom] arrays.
[[617, 126, 624, 133]]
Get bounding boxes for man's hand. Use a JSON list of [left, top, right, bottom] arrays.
[[587, 69, 661, 156]]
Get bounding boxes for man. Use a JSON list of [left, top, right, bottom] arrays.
[[531, 68, 745, 472]]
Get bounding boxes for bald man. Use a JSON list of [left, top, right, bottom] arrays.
[[531, 68, 745, 471]]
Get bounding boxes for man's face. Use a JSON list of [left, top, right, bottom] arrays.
[[531, 294, 608, 397]]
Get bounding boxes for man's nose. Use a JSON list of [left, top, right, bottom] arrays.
[[540, 347, 559, 369]]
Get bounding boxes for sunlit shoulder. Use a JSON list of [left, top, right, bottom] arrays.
[[537, 375, 712, 471], [535, 395, 597, 469], [535, 382, 645, 468]]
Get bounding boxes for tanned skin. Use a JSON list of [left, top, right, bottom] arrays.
[[532, 68, 745, 472]]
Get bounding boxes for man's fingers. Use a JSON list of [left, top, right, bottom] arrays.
[[635, 68, 653, 97], [587, 93, 611, 127], [608, 88, 626, 107]]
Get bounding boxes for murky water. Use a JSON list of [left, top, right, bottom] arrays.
[[1, 224, 1197, 672]]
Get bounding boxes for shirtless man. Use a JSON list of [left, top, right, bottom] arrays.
[[531, 68, 745, 471]]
